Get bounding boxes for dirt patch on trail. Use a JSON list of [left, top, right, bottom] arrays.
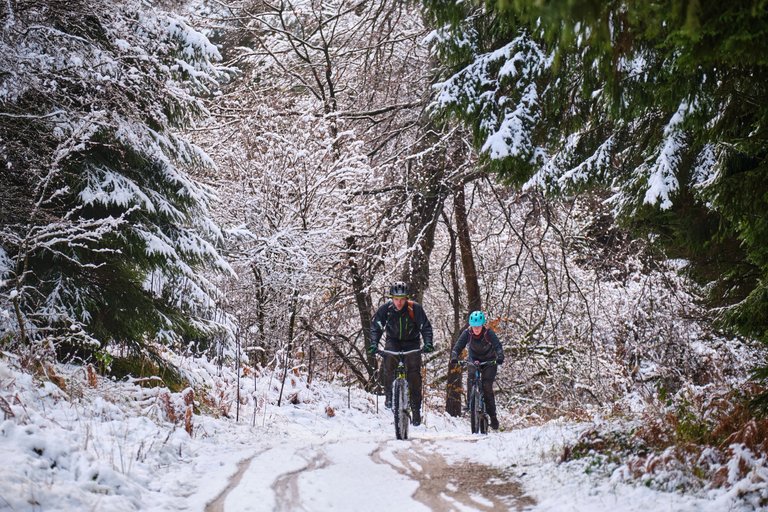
[[413, 459, 533, 511], [372, 439, 535, 511]]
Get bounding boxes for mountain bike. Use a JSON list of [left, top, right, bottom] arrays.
[[378, 348, 422, 440], [459, 359, 496, 434]]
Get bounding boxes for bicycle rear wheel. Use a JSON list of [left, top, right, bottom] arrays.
[[393, 379, 409, 440]]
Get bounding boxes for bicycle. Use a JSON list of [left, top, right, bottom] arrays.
[[459, 359, 496, 434], [377, 348, 422, 440]]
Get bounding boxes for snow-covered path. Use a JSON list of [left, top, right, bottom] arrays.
[[208, 429, 534, 511], [0, 362, 749, 512], [189, 403, 725, 512], [209, 391, 763, 512]]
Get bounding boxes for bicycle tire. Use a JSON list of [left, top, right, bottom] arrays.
[[470, 387, 482, 434], [479, 402, 489, 435], [393, 379, 409, 440]]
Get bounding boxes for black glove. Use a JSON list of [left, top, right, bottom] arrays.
[[496, 356, 504, 366], [422, 342, 434, 353], [367, 345, 378, 355]]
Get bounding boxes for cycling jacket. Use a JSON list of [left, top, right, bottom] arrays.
[[451, 327, 503, 362], [370, 300, 433, 351]]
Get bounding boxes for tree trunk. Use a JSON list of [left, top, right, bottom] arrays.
[[251, 265, 268, 368], [446, 184, 482, 415], [403, 163, 445, 302], [11, 246, 29, 349], [440, 210, 464, 416], [278, 289, 300, 407], [440, 210, 462, 339], [445, 359, 464, 416], [286, 288, 299, 355], [345, 235, 379, 389], [455, 185, 481, 312], [346, 236, 374, 347]]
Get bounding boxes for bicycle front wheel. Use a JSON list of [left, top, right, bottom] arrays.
[[470, 387, 482, 434], [393, 378, 409, 440], [479, 401, 489, 435]]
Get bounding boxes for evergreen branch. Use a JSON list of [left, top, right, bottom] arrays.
[[0, 110, 65, 119]]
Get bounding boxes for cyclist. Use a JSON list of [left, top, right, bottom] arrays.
[[450, 311, 505, 430], [369, 281, 434, 426]]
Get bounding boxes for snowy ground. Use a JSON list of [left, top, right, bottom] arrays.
[[0, 356, 752, 511]]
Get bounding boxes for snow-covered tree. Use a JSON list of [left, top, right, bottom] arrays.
[[189, 0, 452, 387], [422, 1, 768, 381], [0, 0, 234, 363]]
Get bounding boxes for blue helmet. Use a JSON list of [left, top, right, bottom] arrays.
[[468, 310, 486, 327]]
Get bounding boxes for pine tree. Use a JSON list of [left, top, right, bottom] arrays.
[[0, 0, 234, 363], [423, 1, 768, 357]]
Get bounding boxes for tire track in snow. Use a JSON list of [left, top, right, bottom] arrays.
[[205, 451, 264, 512], [271, 450, 330, 512]]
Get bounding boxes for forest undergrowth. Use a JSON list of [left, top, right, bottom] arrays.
[[562, 381, 768, 508]]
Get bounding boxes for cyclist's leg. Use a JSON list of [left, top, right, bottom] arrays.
[[382, 350, 397, 408], [404, 351, 423, 424], [466, 363, 478, 411]]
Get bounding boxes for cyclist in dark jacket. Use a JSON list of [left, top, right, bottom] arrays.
[[369, 281, 434, 426], [450, 310, 505, 430]]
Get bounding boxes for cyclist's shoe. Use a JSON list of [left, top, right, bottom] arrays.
[[384, 397, 392, 409], [490, 415, 499, 430], [411, 410, 421, 426]]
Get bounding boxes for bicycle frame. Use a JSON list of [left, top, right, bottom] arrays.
[[459, 359, 496, 434], [378, 348, 422, 440]]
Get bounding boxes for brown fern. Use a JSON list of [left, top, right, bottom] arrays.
[[184, 406, 193, 436], [722, 418, 768, 454], [159, 391, 176, 422], [712, 385, 768, 454], [182, 388, 194, 407], [45, 365, 67, 393], [86, 364, 98, 388]]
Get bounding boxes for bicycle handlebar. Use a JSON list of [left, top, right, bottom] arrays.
[[458, 359, 497, 368], [378, 348, 423, 357]]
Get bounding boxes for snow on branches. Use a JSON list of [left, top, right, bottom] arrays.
[[430, 31, 552, 164], [0, 0, 234, 359]]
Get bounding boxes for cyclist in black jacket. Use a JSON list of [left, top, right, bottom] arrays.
[[450, 311, 505, 430], [369, 281, 434, 426]]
